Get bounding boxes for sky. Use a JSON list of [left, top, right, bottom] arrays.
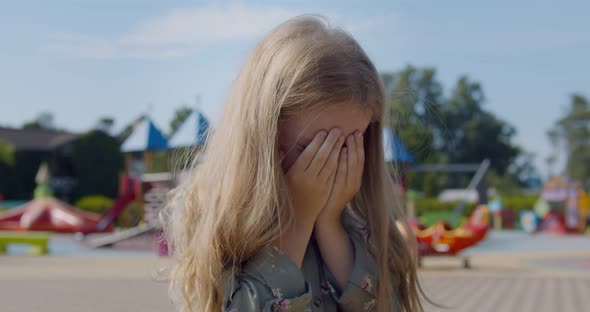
[[1, 0, 589, 176]]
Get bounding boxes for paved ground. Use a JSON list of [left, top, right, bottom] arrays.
[[422, 275, 590, 312], [1, 231, 589, 312]]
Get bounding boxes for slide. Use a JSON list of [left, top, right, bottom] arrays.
[[94, 191, 136, 233]]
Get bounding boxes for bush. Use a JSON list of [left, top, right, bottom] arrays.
[[502, 195, 538, 214], [70, 130, 124, 200], [413, 194, 539, 228], [75, 195, 113, 215], [116, 201, 144, 228], [415, 198, 478, 216]]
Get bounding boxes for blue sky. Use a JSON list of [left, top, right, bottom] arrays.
[[1, 0, 589, 176]]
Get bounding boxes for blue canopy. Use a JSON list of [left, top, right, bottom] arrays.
[[169, 111, 210, 148], [121, 117, 168, 152], [382, 127, 414, 163]]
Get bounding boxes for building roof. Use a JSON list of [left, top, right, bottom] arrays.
[[0, 127, 79, 151]]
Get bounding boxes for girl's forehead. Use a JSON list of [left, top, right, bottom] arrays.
[[280, 105, 372, 145]]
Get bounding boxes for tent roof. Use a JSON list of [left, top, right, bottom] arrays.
[[121, 118, 168, 152], [168, 111, 210, 148], [383, 127, 414, 163]]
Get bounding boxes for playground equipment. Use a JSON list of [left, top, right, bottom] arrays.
[[0, 175, 139, 234], [168, 110, 210, 148], [410, 205, 489, 268], [520, 177, 589, 234], [0, 231, 51, 255]]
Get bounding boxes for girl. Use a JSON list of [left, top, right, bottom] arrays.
[[162, 16, 423, 312]]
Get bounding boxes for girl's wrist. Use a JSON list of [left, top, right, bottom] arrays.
[[314, 209, 343, 231]]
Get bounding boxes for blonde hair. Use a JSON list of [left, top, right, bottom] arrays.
[[161, 15, 423, 312]]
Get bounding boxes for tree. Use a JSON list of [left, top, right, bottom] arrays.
[[387, 65, 445, 162], [70, 130, 124, 199], [386, 66, 449, 194], [384, 66, 525, 195], [168, 106, 193, 138], [0, 139, 15, 198], [0, 139, 14, 166], [549, 94, 590, 182], [95, 117, 115, 134], [443, 76, 520, 176], [23, 112, 55, 130]]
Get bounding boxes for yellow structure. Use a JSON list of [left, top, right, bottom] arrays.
[[0, 231, 51, 255]]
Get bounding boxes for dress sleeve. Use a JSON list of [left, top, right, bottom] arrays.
[[322, 236, 379, 312], [223, 245, 312, 312]]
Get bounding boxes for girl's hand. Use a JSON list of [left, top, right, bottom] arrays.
[[274, 129, 344, 267], [285, 128, 345, 225], [316, 131, 365, 225]]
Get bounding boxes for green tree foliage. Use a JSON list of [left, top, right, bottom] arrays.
[[75, 195, 114, 215], [549, 94, 590, 182], [168, 106, 193, 138], [443, 76, 520, 176], [0, 139, 15, 166], [0, 150, 46, 199], [70, 130, 124, 199], [385, 66, 525, 195], [95, 117, 115, 134], [23, 112, 55, 130]]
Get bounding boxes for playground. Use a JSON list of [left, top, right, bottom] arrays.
[[1, 115, 589, 312]]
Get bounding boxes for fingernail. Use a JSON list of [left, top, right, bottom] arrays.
[[356, 131, 362, 137], [332, 128, 341, 136], [318, 130, 327, 137]]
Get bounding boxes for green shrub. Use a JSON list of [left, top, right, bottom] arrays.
[[116, 201, 144, 228], [415, 198, 478, 216], [501, 195, 538, 214], [75, 195, 113, 215], [413, 194, 539, 228]]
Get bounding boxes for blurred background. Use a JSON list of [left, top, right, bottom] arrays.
[[0, 1, 589, 311]]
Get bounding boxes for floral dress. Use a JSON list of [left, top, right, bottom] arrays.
[[222, 233, 398, 312]]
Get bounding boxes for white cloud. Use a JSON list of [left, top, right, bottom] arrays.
[[46, 4, 298, 59], [45, 4, 390, 60]]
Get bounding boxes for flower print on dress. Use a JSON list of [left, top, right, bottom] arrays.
[[360, 274, 373, 292], [363, 298, 376, 311], [271, 288, 283, 298], [320, 280, 331, 295], [275, 298, 289, 310]]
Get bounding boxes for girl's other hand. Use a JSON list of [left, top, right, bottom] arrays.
[[316, 131, 365, 225], [285, 128, 345, 225]]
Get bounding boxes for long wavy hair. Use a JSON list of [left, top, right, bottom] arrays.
[[161, 15, 424, 312]]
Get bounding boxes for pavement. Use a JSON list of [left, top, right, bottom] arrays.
[[1, 231, 589, 312]]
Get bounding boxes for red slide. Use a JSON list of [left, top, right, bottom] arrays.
[[94, 191, 136, 232]]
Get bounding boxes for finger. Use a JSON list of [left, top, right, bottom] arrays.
[[319, 135, 345, 181], [289, 130, 327, 174], [333, 147, 348, 187], [355, 131, 365, 165], [346, 135, 357, 183], [355, 131, 365, 178], [307, 129, 342, 175]]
